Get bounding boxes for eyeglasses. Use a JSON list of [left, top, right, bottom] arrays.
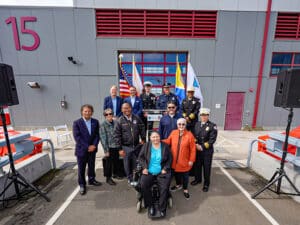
[[168, 106, 175, 109], [200, 114, 208, 116], [178, 123, 186, 126], [105, 113, 113, 116]]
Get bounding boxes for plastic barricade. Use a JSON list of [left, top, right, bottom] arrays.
[[0, 130, 42, 164]]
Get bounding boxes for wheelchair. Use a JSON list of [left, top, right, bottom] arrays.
[[133, 164, 173, 218]]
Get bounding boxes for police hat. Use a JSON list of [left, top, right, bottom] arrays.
[[163, 83, 171, 88], [143, 81, 152, 87], [200, 108, 210, 115]]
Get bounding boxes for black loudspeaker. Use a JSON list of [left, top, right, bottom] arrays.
[[0, 63, 19, 106], [274, 69, 300, 108]]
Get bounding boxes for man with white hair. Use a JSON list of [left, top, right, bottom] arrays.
[[191, 108, 218, 192], [103, 85, 123, 118]]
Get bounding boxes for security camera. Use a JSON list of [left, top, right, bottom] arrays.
[[67, 56, 78, 64], [27, 82, 40, 88]]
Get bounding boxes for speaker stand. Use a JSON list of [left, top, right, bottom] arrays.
[[0, 107, 50, 203], [252, 108, 300, 198]]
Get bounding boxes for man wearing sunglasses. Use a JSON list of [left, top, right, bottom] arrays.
[[191, 108, 218, 192], [158, 102, 182, 139]]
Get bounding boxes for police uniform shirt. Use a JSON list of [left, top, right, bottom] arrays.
[[181, 96, 201, 121], [194, 120, 218, 151], [141, 93, 156, 109]]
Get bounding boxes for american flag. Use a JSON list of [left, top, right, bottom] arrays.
[[119, 62, 131, 98]]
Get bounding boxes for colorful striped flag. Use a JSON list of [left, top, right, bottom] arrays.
[[175, 60, 186, 104], [119, 62, 131, 98]]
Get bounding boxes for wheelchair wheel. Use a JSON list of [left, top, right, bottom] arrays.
[[136, 200, 142, 213], [167, 197, 173, 209]]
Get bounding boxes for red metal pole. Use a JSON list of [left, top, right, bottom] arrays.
[[252, 0, 272, 128]]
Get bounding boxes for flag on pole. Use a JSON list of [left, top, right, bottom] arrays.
[[187, 62, 203, 106], [175, 60, 186, 104], [119, 62, 131, 98], [132, 56, 143, 96]]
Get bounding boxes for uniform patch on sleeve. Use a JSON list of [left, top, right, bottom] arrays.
[[213, 125, 217, 130]]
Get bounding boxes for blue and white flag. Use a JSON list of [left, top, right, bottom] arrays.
[[187, 62, 203, 106], [175, 61, 186, 104]]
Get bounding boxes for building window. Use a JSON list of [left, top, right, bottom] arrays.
[[119, 52, 188, 95], [270, 52, 300, 76], [275, 13, 300, 39], [96, 9, 217, 39]]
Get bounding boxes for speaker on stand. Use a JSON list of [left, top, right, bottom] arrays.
[[0, 63, 50, 203], [252, 69, 300, 198]]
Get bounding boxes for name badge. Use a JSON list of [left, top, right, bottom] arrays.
[[133, 120, 137, 124]]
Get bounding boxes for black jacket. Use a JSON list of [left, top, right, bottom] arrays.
[[114, 114, 146, 149], [194, 120, 218, 152], [138, 142, 172, 172]]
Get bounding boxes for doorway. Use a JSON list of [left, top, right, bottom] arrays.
[[224, 92, 245, 130]]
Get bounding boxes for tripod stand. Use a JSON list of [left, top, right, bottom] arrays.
[[0, 107, 50, 202], [252, 108, 300, 198]]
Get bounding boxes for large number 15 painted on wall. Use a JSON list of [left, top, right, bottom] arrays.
[[5, 16, 40, 51]]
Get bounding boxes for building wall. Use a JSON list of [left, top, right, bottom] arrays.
[[0, 7, 300, 128]]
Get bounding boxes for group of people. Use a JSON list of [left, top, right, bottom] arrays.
[[72, 82, 218, 218]]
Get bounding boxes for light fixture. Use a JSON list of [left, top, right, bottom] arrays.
[[27, 82, 40, 88], [67, 56, 78, 64]]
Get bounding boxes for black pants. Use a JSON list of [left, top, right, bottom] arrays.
[[194, 150, 213, 187], [140, 173, 171, 212], [174, 171, 189, 190], [103, 148, 120, 178], [76, 151, 96, 187]]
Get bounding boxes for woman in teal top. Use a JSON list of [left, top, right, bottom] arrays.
[[138, 131, 172, 218]]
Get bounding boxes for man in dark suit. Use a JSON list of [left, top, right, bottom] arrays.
[[103, 85, 123, 118], [73, 104, 101, 195], [124, 86, 143, 118]]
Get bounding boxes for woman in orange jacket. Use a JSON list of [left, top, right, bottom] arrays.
[[163, 118, 196, 199]]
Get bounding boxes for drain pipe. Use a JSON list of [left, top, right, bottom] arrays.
[[252, 0, 273, 128]]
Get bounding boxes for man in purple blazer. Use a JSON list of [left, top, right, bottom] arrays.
[[103, 85, 123, 118], [73, 104, 101, 195]]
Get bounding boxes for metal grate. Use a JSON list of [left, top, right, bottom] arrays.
[[275, 12, 300, 39], [96, 9, 217, 38]]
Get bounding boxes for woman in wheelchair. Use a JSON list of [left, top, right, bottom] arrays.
[[138, 131, 172, 218]]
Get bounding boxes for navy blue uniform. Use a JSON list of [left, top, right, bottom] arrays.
[[156, 93, 179, 110], [158, 113, 182, 139], [192, 120, 218, 189], [181, 96, 201, 132]]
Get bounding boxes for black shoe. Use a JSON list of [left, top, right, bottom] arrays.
[[203, 186, 209, 192], [79, 186, 86, 195], [106, 178, 116, 185], [183, 192, 190, 200], [191, 180, 201, 186], [88, 180, 102, 186]]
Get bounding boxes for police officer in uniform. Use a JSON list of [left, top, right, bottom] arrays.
[[181, 86, 201, 132], [156, 83, 179, 111], [191, 108, 217, 192], [140, 81, 156, 133]]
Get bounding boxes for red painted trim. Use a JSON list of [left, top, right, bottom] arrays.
[[252, 0, 272, 128]]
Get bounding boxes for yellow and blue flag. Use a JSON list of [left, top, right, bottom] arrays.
[[175, 61, 186, 104]]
